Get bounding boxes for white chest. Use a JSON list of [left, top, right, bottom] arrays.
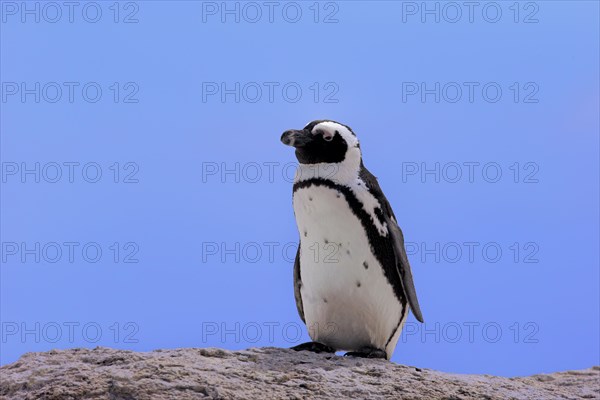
[[293, 184, 405, 355]]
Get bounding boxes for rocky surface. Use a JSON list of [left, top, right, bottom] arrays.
[[1, 347, 598, 400]]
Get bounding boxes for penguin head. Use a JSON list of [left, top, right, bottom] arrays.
[[281, 120, 360, 165]]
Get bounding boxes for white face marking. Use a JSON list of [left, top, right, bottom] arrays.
[[307, 121, 360, 148], [294, 121, 388, 236]]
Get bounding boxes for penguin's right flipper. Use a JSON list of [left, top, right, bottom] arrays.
[[359, 166, 424, 323], [385, 215, 425, 323], [293, 244, 306, 323]]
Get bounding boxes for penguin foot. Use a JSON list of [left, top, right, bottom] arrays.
[[344, 347, 387, 359], [291, 342, 335, 354]]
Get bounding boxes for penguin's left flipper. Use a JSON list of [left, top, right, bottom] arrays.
[[293, 244, 305, 323], [385, 214, 424, 323], [359, 167, 424, 323]]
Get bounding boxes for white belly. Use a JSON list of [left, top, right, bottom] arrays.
[[293, 185, 406, 356]]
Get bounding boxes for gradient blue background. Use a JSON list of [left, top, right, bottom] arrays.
[[1, 1, 598, 377]]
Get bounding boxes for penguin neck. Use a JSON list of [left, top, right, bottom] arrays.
[[295, 149, 362, 187]]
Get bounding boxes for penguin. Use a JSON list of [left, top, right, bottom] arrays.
[[280, 120, 424, 360]]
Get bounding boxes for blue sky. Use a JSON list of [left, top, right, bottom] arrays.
[[1, 1, 598, 377]]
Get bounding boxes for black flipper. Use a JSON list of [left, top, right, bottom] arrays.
[[359, 165, 424, 323], [293, 244, 305, 323], [385, 214, 424, 322]]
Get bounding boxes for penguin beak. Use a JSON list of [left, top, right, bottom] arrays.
[[281, 129, 313, 148]]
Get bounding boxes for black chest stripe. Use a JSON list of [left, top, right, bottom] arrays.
[[293, 178, 407, 306]]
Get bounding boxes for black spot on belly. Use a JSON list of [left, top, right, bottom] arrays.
[[324, 239, 329, 244], [363, 261, 369, 269], [304, 230, 308, 237], [309, 196, 313, 201], [323, 298, 328, 303], [356, 281, 361, 288], [346, 249, 351, 256]]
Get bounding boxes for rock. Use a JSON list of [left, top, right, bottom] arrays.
[[1, 347, 598, 400]]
